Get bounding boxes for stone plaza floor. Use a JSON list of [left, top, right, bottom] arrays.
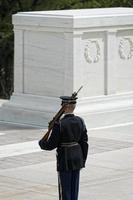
[[0, 121, 133, 200]]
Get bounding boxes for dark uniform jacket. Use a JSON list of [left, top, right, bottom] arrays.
[[39, 114, 88, 171]]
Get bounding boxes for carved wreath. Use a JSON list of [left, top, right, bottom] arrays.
[[84, 40, 100, 63], [119, 38, 133, 60]]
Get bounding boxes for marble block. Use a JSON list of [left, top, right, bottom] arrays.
[[1, 8, 133, 128]]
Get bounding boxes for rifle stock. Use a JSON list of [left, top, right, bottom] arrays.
[[41, 104, 66, 141]]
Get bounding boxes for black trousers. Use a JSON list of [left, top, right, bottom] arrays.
[[58, 170, 80, 200]]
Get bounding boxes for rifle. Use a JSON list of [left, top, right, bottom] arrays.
[[42, 86, 83, 141]]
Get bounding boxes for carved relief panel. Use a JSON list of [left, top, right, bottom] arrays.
[[117, 30, 133, 93], [82, 32, 105, 97], [84, 40, 101, 64], [119, 37, 133, 60]]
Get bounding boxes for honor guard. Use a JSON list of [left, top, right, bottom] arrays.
[[39, 95, 88, 200]]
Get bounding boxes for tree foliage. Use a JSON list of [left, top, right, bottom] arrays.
[[0, 0, 133, 98]]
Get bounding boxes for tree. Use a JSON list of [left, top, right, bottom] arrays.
[[0, 0, 41, 99]]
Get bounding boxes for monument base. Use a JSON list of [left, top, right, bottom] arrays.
[[0, 93, 133, 129], [77, 93, 133, 129]]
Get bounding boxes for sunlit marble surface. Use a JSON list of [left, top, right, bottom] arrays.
[[1, 8, 133, 127]]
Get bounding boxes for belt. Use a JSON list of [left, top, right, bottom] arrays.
[[60, 142, 78, 147]]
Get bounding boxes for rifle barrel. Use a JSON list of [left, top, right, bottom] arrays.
[[76, 85, 83, 94]]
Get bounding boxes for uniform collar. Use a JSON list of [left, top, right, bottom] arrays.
[[63, 113, 74, 118]]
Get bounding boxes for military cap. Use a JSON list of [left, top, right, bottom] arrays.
[[60, 96, 77, 105]]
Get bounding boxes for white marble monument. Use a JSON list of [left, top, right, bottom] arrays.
[[1, 8, 133, 128]]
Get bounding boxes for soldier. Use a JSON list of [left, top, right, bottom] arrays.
[[39, 95, 88, 200]]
